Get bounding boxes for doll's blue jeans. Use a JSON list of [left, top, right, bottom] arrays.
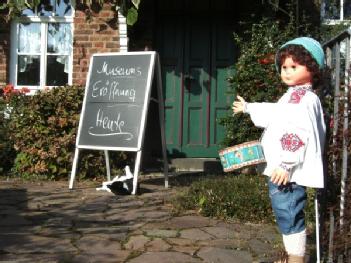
[[268, 180, 307, 235]]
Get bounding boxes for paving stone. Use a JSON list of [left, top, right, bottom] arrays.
[[73, 249, 131, 263], [197, 247, 253, 263], [77, 226, 130, 238], [108, 200, 145, 210], [0, 179, 282, 263], [257, 225, 280, 243], [166, 215, 217, 229], [35, 226, 80, 239], [124, 235, 150, 250], [0, 234, 77, 254], [202, 226, 237, 239], [142, 210, 171, 220], [42, 217, 73, 228], [0, 214, 32, 226], [75, 234, 122, 251], [127, 251, 202, 263], [180, 228, 214, 241], [171, 245, 199, 256], [116, 209, 150, 222], [0, 253, 77, 263], [145, 238, 171, 252], [248, 238, 276, 258], [144, 229, 178, 238], [197, 239, 247, 250], [166, 237, 194, 246]]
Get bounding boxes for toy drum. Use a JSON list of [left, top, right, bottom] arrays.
[[218, 140, 265, 172]]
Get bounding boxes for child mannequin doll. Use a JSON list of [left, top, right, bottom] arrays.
[[233, 37, 326, 263]]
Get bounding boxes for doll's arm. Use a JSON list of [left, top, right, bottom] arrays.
[[232, 95, 277, 128], [246, 102, 277, 128]]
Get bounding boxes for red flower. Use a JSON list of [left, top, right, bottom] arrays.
[[20, 87, 30, 94], [3, 83, 14, 95]]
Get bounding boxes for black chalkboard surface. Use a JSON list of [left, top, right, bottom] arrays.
[[76, 52, 156, 151]]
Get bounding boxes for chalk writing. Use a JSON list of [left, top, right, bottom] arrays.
[[92, 80, 136, 102], [88, 109, 133, 140], [97, 61, 142, 77]]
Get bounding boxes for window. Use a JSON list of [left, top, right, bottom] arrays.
[[10, 0, 73, 92], [322, 0, 351, 23]]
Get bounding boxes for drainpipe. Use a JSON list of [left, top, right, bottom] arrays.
[[118, 11, 128, 52]]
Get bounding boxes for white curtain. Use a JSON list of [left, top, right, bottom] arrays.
[[18, 23, 41, 72], [49, 23, 72, 73], [18, 22, 72, 73]]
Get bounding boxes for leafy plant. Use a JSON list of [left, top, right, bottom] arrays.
[[1, 84, 127, 179], [173, 174, 274, 223], [172, 174, 317, 225], [219, 13, 320, 148], [0, 85, 17, 173], [0, 0, 142, 26]]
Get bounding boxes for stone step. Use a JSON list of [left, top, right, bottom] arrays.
[[142, 158, 223, 173]]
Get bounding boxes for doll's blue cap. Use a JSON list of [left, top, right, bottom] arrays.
[[275, 37, 325, 71]]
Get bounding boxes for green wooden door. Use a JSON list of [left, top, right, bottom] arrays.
[[158, 16, 235, 157]]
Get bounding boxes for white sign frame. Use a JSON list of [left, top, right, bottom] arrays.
[[69, 51, 168, 194]]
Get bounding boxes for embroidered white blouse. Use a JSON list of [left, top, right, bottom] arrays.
[[245, 85, 326, 188]]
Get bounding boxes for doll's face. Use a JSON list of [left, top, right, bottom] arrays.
[[280, 56, 312, 86]]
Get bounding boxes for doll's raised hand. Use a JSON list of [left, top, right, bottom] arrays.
[[232, 95, 246, 115]]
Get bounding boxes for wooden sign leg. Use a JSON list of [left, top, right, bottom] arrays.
[[132, 150, 142, 195], [156, 54, 169, 188], [104, 150, 111, 181], [69, 148, 80, 189]]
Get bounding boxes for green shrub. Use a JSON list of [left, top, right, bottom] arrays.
[[173, 174, 316, 225], [219, 16, 321, 147], [2, 84, 127, 179], [173, 174, 273, 223], [0, 86, 16, 173]]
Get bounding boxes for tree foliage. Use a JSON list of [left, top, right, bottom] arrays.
[[219, 13, 319, 147], [0, 0, 141, 25]]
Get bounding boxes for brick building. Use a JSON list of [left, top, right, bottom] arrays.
[[0, 0, 328, 161], [0, 2, 126, 93]]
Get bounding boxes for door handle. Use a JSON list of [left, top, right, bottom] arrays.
[[183, 73, 194, 92], [184, 74, 194, 81]]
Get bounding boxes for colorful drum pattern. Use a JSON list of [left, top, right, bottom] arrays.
[[219, 141, 266, 172]]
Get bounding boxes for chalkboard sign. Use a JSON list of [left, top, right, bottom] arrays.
[[76, 52, 156, 151]]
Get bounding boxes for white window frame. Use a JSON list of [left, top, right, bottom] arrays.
[[321, 0, 351, 24], [10, 1, 74, 94]]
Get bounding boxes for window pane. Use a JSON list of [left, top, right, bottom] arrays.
[[17, 55, 40, 86], [38, 0, 54, 16], [324, 0, 340, 19], [18, 23, 41, 53], [344, 0, 351, 19], [22, 8, 36, 16], [47, 23, 72, 54], [56, 0, 72, 16], [20, 0, 72, 17], [46, 55, 68, 86]]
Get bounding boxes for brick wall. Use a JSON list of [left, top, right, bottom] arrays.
[[0, 4, 120, 88], [73, 3, 120, 86], [0, 19, 10, 87]]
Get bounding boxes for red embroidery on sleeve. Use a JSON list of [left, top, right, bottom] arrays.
[[280, 133, 305, 152], [289, 89, 307, 104]]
